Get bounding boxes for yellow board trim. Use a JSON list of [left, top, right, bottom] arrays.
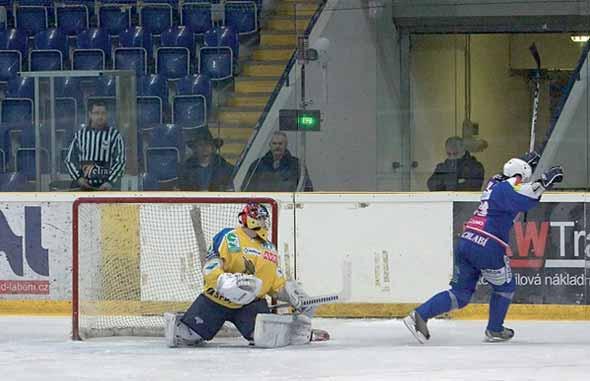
[[0, 301, 71, 315], [2, 301, 590, 320]]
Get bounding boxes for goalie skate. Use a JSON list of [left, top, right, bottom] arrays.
[[311, 329, 330, 342], [484, 327, 514, 342], [403, 311, 430, 344]]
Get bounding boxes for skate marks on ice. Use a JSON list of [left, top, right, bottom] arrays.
[[2, 317, 590, 381]]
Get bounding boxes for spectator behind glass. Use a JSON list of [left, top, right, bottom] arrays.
[[243, 131, 313, 192], [427, 136, 484, 191], [177, 127, 234, 191]]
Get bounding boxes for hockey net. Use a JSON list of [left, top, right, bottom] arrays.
[[72, 196, 278, 340]]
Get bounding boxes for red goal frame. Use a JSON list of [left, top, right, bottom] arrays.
[[71, 196, 279, 340]]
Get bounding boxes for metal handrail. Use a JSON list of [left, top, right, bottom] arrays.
[[231, 0, 328, 185]]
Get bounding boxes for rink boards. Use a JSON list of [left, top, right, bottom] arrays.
[[0, 192, 589, 320]]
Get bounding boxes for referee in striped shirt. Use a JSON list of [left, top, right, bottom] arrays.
[[64, 101, 126, 190]]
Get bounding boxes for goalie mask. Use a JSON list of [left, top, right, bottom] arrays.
[[503, 158, 532, 182], [239, 203, 270, 240]]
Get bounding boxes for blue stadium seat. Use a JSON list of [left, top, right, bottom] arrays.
[[173, 95, 207, 129], [160, 26, 196, 57], [16, 147, 50, 180], [199, 46, 232, 80], [119, 27, 153, 60], [145, 124, 182, 180], [77, 28, 111, 59], [141, 172, 160, 190], [137, 74, 168, 99], [181, 2, 213, 36], [0, 29, 29, 59], [176, 74, 212, 112], [18, 0, 52, 5], [56, 5, 89, 36], [95, 75, 116, 96], [15, 6, 49, 36], [140, 3, 173, 35], [0, 51, 20, 82], [150, 123, 181, 147], [0, 123, 9, 172], [63, 1, 96, 21], [204, 26, 239, 59], [156, 47, 190, 79], [0, 172, 29, 191], [138, 95, 162, 129], [7, 76, 33, 99], [32, 29, 69, 70], [1, 98, 33, 124], [55, 76, 83, 106], [200, 26, 238, 80], [30, 50, 63, 71], [99, 4, 132, 36], [72, 49, 104, 70], [224, 1, 258, 35], [114, 48, 147, 76], [55, 97, 77, 147]]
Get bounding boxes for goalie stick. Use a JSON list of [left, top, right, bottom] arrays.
[[270, 260, 352, 310]]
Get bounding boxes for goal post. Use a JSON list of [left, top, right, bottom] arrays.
[[72, 196, 279, 340]]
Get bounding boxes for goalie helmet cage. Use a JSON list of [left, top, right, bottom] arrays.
[[72, 196, 279, 341]]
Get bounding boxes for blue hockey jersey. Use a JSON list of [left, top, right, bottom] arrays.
[[464, 175, 542, 245]]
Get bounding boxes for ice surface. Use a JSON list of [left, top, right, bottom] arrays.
[[1, 317, 590, 380]]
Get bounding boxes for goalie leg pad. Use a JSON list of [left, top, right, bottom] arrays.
[[164, 312, 204, 348], [253, 314, 294, 348], [253, 314, 313, 348]]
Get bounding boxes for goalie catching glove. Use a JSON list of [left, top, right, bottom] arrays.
[[216, 273, 262, 305]]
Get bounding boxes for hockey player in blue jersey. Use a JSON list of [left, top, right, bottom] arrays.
[[404, 153, 564, 343]]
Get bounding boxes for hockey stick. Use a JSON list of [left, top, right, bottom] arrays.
[[529, 43, 541, 153], [524, 44, 542, 224], [270, 260, 352, 310]]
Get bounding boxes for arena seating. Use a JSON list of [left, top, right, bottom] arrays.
[[0, 0, 312, 188]]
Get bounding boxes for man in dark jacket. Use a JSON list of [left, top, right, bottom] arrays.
[[243, 131, 313, 192], [427, 136, 484, 191], [178, 127, 234, 191]]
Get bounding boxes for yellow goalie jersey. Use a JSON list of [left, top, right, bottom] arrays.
[[201, 226, 286, 309]]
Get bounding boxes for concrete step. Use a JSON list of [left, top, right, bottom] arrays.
[[217, 106, 265, 125], [235, 76, 280, 93], [260, 31, 297, 47], [252, 46, 295, 61], [242, 60, 289, 76], [227, 92, 272, 107], [267, 16, 311, 32], [276, 2, 318, 16]]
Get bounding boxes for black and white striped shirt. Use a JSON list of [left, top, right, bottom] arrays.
[[64, 125, 126, 186]]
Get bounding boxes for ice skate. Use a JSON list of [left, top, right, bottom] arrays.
[[484, 327, 514, 342], [403, 311, 430, 344], [164, 312, 203, 348]]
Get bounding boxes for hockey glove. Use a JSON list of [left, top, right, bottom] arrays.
[[278, 281, 310, 313], [216, 273, 262, 305], [520, 151, 541, 171], [540, 165, 564, 190]]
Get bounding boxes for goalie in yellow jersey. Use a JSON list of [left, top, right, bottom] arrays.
[[164, 202, 319, 348]]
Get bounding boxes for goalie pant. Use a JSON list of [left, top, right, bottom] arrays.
[[181, 294, 269, 341]]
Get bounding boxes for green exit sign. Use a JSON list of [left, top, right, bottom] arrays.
[[279, 109, 321, 131]]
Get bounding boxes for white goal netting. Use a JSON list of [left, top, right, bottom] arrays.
[[73, 197, 277, 340]]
